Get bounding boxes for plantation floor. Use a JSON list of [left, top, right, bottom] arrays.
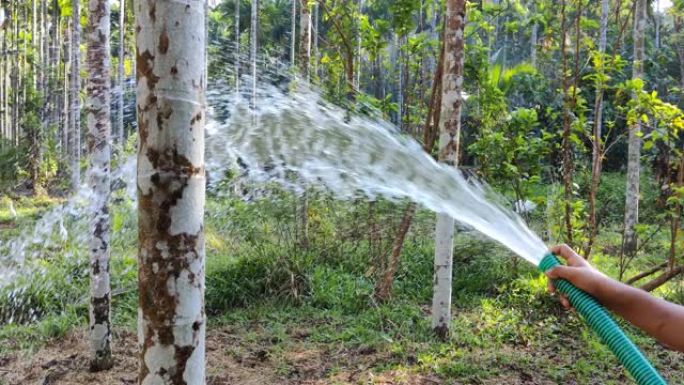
[[0, 326, 561, 385], [2, 314, 683, 385]]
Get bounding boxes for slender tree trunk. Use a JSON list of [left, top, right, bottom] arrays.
[[622, 0, 646, 256], [135, 0, 207, 382], [560, 0, 574, 244], [530, 19, 538, 68], [374, 38, 444, 301], [655, 0, 661, 50], [298, 0, 310, 79], [63, 19, 71, 161], [296, 0, 311, 249], [584, 0, 609, 258], [313, 0, 319, 78], [70, 0, 81, 190], [117, 0, 125, 145], [0, 13, 5, 145], [85, 0, 112, 371], [250, 0, 257, 108], [432, 0, 465, 340], [355, 0, 363, 88], [290, 0, 295, 67], [235, 0, 240, 91], [374, 203, 415, 301]]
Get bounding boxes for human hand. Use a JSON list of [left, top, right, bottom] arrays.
[[545, 244, 609, 309]]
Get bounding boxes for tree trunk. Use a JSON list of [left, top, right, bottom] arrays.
[[250, 0, 257, 108], [298, 0, 311, 79], [622, 0, 646, 256], [655, 0, 661, 49], [296, 0, 311, 249], [86, 0, 112, 371], [70, 0, 81, 190], [584, 0, 609, 258], [290, 0, 295, 67], [374, 38, 444, 302], [530, 20, 537, 68], [313, 0, 319, 78], [63, 19, 71, 161], [117, 0, 125, 145], [560, 0, 574, 245], [135, 0, 207, 382], [431, 0, 465, 340], [234, 0, 240, 91], [375, 203, 415, 301]]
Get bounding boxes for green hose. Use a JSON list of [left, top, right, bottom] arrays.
[[539, 253, 667, 385]]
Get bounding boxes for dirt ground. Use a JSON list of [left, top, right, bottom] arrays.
[[0, 327, 453, 385]]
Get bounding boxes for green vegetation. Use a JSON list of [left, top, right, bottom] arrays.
[[1, 180, 682, 382]]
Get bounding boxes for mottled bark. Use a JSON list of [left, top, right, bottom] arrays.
[[313, 1, 318, 78], [431, 0, 465, 340], [584, 0, 609, 258], [250, 0, 257, 108], [86, 0, 112, 371], [623, 0, 646, 256], [117, 0, 125, 145], [135, 0, 207, 382], [234, 0, 240, 91], [298, 0, 310, 79], [290, 0, 295, 67], [70, 0, 81, 190]]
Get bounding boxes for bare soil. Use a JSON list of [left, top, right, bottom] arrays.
[[0, 327, 447, 385]]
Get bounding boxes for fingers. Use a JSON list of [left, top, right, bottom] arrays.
[[547, 280, 556, 295], [549, 244, 584, 266], [559, 294, 571, 309], [545, 265, 577, 282]]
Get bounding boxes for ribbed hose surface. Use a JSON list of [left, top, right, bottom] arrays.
[[539, 253, 667, 385]]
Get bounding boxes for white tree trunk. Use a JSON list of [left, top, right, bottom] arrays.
[[235, 0, 240, 91], [298, 0, 311, 79], [431, 0, 465, 339], [86, 0, 112, 371], [135, 0, 207, 382], [70, 0, 81, 190], [117, 0, 125, 145], [291, 0, 296, 67], [623, 0, 646, 255], [251, 0, 257, 108]]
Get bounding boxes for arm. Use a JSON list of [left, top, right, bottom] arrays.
[[546, 244, 684, 352]]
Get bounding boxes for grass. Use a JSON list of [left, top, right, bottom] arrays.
[[1, 176, 683, 383]]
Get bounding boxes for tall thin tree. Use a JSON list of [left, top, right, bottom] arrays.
[[117, 0, 125, 145], [135, 0, 207, 381], [85, 0, 113, 371], [623, 0, 647, 256], [431, 0, 466, 339], [585, 0, 609, 258], [251, 0, 257, 108], [70, 0, 81, 190]]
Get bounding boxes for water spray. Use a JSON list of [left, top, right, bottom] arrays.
[[539, 253, 667, 385]]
